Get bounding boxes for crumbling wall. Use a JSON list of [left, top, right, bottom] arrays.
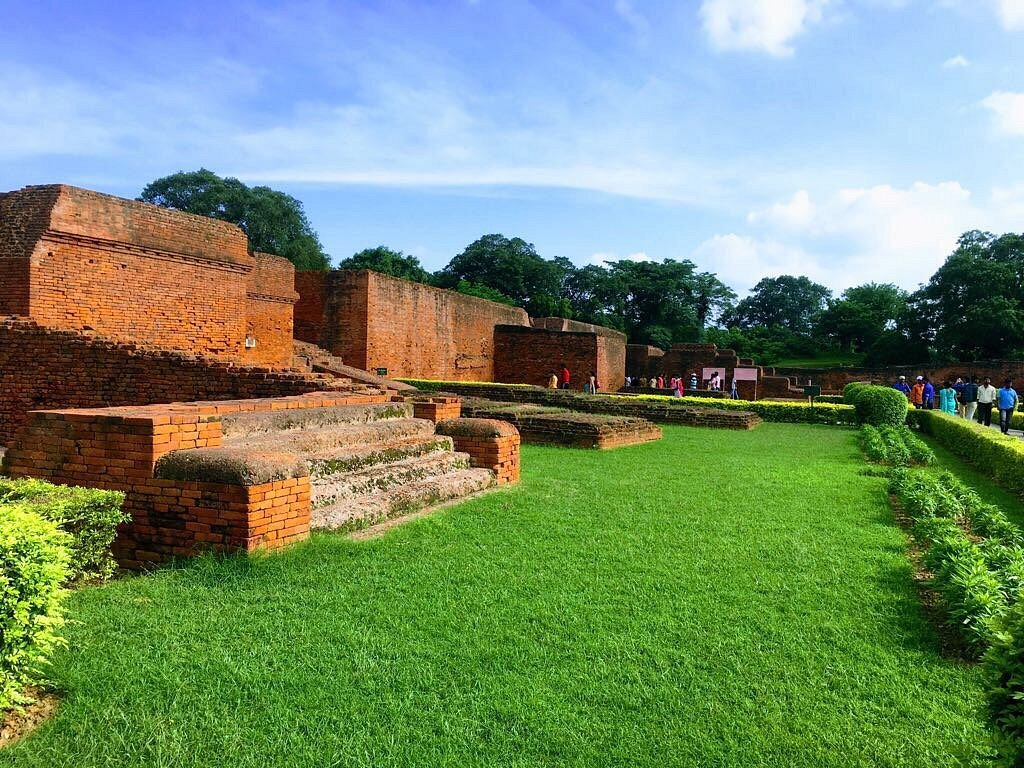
[[245, 252, 298, 368], [0, 319, 342, 446]]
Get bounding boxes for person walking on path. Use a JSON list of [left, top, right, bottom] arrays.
[[939, 381, 958, 415], [960, 376, 979, 422], [689, 373, 698, 391], [588, 372, 598, 395], [893, 376, 911, 398], [559, 364, 571, 390], [953, 378, 966, 417], [922, 377, 935, 410], [910, 377, 925, 409], [998, 378, 1019, 434], [978, 377, 997, 426], [730, 376, 739, 399]]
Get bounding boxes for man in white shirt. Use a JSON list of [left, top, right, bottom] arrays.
[[977, 377, 997, 427]]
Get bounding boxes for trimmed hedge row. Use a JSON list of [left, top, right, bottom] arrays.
[[860, 425, 935, 466], [842, 384, 909, 426], [0, 478, 127, 714], [0, 505, 70, 713], [915, 411, 1024, 498]]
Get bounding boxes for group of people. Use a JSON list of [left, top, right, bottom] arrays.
[[625, 372, 741, 399], [548, 365, 600, 394], [892, 374, 1020, 434]]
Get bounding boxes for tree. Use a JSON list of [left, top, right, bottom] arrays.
[[725, 275, 831, 336], [918, 231, 1024, 361], [816, 282, 908, 352], [139, 169, 331, 270], [436, 234, 569, 316], [338, 246, 430, 283]]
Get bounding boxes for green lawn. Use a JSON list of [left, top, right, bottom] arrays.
[[773, 352, 866, 368], [2, 425, 987, 767]]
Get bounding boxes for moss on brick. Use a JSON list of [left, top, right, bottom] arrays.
[[155, 448, 308, 486]]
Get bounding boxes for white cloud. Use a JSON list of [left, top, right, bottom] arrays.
[[982, 91, 1024, 135], [994, 0, 1024, 30], [942, 54, 970, 68], [701, 181, 1017, 292], [747, 189, 815, 228], [699, 0, 830, 57]]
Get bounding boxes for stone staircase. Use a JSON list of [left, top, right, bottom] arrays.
[[293, 340, 417, 392], [218, 401, 495, 531]]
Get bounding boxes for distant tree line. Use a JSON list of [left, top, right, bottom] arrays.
[[142, 170, 1024, 366]]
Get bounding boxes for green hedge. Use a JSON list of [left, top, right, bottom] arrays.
[[985, 600, 1024, 766], [853, 385, 908, 427], [0, 505, 70, 712], [0, 479, 127, 583], [843, 381, 870, 404], [916, 412, 1024, 498], [860, 425, 934, 466]]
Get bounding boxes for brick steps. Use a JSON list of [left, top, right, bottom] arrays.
[[220, 402, 414, 438], [311, 450, 472, 509], [311, 467, 495, 531], [225, 418, 439, 456]]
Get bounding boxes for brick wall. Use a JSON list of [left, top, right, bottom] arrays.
[[494, 325, 612, 391], [408, 397, 463, 423], [294, 270, 328, 344], [626, 344, 665, 380], [245, 252, 298, 368], [0, 319, 354, 446], [773, 362, 1024, 394], [659, 343, 803, 400], [435, 418, 521, 485], [309, 270, 531, 379]]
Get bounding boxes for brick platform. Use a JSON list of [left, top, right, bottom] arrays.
[[435, 419, 521, 485]]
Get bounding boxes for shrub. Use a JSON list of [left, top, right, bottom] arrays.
[[628, 395, 857, 425], [984, 600, 1024, 766], [842, 381, 870, 404], [861, 425, 887, 462], [0, 478, 127, 582], [854, 385, 908, 427], [816, 395, 845, 404], [0, 505, 71, 712], [916, 411, 1024, 498]]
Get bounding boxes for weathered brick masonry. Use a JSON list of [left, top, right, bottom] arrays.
[[435, 418, 521, 485], [773, 361, 1024, 394], [1, 392, 387, 566], [632, 343, 804, 399], [0, 319, 345, 446], [0, 185, 297, 367]]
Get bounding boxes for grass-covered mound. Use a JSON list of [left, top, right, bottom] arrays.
[[0, 424, 987, 767]]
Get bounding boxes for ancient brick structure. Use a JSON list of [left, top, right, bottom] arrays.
[[630, 343, 804, 399], [493, 325, 625, 393], [435, 418, 521, 485], [2, 391, 520, 566], [294, 269, 531, 381], [407, 396, 463, 423], [772, 361, 1024, 394], [626, 344, 665, 380], [0, 319, 356, 447], [0, 184, 296, 367]]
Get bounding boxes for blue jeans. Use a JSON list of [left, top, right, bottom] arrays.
[[1000, 408, 1014, 434]]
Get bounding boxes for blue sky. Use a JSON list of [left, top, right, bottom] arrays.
[[2, 0, 1023, 294]]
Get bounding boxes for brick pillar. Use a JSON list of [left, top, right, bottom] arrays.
[[436, 418, 520, 485]]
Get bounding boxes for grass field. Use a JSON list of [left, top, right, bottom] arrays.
[[773, 352, 866, 368], [1, 424, 992, 767]]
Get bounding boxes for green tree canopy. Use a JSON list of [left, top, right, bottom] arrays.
[[338, 246, 431, 283], [817, 282, 908, 352], [435, 234, 569, 316], [139, 169, 331, 271], [725, 275, 831, 336]]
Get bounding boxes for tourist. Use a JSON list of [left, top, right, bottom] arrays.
[[709, 372, 721, 391], [910, 376, 925, 409], [588, 372, 598, 394], [657, 375, 665, 389], [689, 372, 698, 390], [548, 371, 559, 389], [892, 375, 911, 398], [922, 376, 935, 410], [998, 378, 1019, 435], [730, 376, 739, 399], [978, 377, 997, 426], [674, 378, 684, 398], [649, 376, 657, 388], [939, 380, 957, 415], [960, 376, 979, 422], [560, 363, 571, 390], [624, 375, 631, 388], [953, 377, 965, 417]]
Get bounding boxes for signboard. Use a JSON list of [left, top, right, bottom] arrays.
[[733, 367, 759, 381], [804, 385, 821, 398], [375, 368, 388, 377]]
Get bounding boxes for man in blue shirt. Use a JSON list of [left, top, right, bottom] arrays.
[[892, 376, 911, 398], [998, 378, 1019, 434], [922, 377, 935, 410], [960, 376, 979, 422]]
